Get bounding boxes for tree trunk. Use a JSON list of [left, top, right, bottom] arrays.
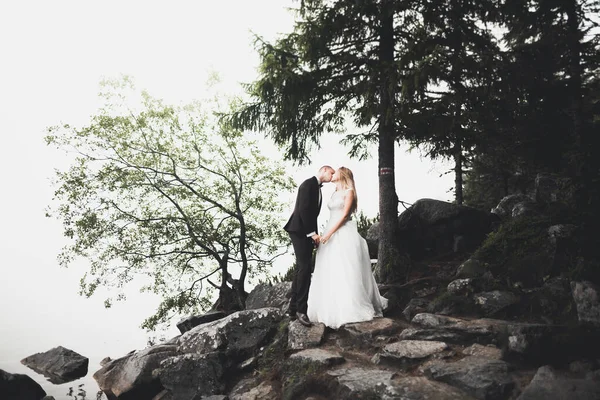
[[454, 135, 463, 205], [376, 0, 408, 283]]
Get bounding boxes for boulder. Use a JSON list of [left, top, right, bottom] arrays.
[[397, 199, 496, 260], [287, 320, 326, 350], [153, 352, 226, 399], [384, 376, 476, 400], [424, 356, 515, 400], [491, 194, 532, 219], [336, 318, 403, 350], [228, 377, 278, 400], [327, 367, 399, 399], [474, 291, 520, 316], [21, 346, 88, 384], [93, 344, 178, 400], [456, 258, 488, 279], [0, 369, 46, 400], [402, 298, 429, 321], [511, 201, 539, 218], [288, 349, 345, 368], [372, 340, 448, 368], [176, 311, 226, 334], [404, 314, 499, 345], [245, 282, 292, 311], [178, 308, 283, 362], [463, 344, 502, 360], [368, 199, 496, 260], [448, 279, 476, 296], [517, 365, 600, 400], [571, 281, 600, 327]]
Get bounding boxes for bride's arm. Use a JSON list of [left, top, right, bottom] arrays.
[[322, 190, 354, 244]]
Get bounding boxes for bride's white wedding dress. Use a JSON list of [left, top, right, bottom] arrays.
[[307, 189, 388, 329]]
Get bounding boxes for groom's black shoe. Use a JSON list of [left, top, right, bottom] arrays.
[[296, 312, 312, 327]]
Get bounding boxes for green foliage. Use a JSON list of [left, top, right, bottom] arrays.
[[46, 77, 295, 330], [356, 211, 378, 238]]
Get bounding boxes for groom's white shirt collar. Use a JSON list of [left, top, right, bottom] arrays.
[[314, 175, 321, 184]]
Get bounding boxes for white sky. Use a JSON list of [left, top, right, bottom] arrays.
[[0, 2, 453, 389]]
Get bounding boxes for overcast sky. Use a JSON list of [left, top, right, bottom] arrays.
[[0, 1, 453, 376]]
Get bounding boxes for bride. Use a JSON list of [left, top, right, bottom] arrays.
[[307, 167, 388, 329]]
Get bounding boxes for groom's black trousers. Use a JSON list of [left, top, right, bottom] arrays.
[[288, 232, 315, 315]]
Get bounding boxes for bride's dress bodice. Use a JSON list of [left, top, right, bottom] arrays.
[[327, 189, 352, 225]]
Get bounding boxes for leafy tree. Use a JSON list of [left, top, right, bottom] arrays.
[[45, 78, 295, 330], [228, 0, 417, 282]]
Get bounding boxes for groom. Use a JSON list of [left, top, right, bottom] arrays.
[[284, 165, 335, 327]]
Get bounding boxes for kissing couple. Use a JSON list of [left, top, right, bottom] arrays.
[[284, 165, 388, 329]]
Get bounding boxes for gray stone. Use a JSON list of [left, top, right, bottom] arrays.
[[512, 201, 538, 218], [373, 340, 448, 367], [287, 320, 325, 350], [548, 224, 578, 244], [100, 357, 112, 367], [425, 356, 514, 400], [474, 291, 520, 315], [571, 281, 600, 327], [245, 282, 292, 311], [177, 308, 283, 361], [396, 199, 496, 260], [386, 377, 476, 400], [406, 314, 500, 344], [154, 352, 226, 399], [402, 298, 429, 321], [288, 348, 345, 367], [456, 258, 488, 279], [327, 367, 398, 399], [336, 317, 402, 350], [229, 377, 277, 400], [0, 369, 47, 400], [21, 346, 88, 384], [463, 344, 502, 360], [93, 344, 178, 400], [448, 279, 475, 296], [176, 311, 227, 334], [518, 365, 600, 400], [491, 194, 532, 219]]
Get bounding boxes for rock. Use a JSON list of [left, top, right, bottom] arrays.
[[424, 356, 515, 400], [402, 298, 429, 321], [491, 194, 531, 218], [474, 291, 520, 315], [0, 369, 47, 400], [372, 340, 448, 368], [229, 377, 278, 400], [42, 397, 55, 400], [366, 222, 379, 259], [287, 320, 326, 350], [154, 352, 225, 399], [21, 346, 88, 384], [93, 344, 178, 400], [463, 344, 502, 360], [517, 365, 600, 400], [512, 201, 538, 218], [327, 367, 399, 399], [535, 173, 570, 205], [178, 308, 283, 362], [548, 224, 578, 245], [570, 360, 596, 375], [396, 199, 496, 260], [456, 258, 488, 279], [245, 282, 292, 311], [176, 311, 227, 334], [100, 357, 112, 367], [288, 349, 345, 368], [448, 279, 476, 296], [336, 318, 403, 350], [571, 281, 600, 327], [403, 314, 499, 345], [385, 376, 476, 400]]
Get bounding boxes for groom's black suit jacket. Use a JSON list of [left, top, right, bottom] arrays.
[[284, 177, 322, 235]]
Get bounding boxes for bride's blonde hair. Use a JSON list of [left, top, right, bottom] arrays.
[[338, 166, 358, 214]]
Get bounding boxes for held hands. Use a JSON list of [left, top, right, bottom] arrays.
[[311, 234, 321, 246]]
